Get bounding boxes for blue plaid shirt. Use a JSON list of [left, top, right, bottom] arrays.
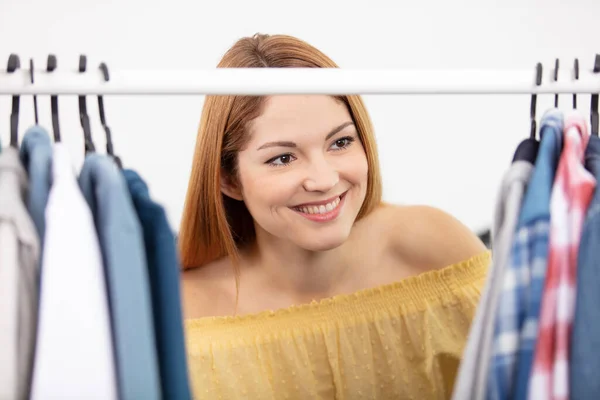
[[487, 109, 564, 400]]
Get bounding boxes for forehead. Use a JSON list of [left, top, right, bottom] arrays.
[[248, 95, 351, 140]]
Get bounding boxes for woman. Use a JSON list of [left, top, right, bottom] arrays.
[[180, 33, 490, 400]]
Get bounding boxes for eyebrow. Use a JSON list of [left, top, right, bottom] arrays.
[[256, 121, 355, 151]]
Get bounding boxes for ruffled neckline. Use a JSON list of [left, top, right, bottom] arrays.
[[185, 250, 491, 330]]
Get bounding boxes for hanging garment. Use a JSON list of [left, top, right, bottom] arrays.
[[510, 111, 564, 399], [123, 169, 192, 400], [487, 109, 564, 400], [528, 113, 596, 400], [79, 155, 161, 400], [185, 251, 490, 400], [0, 148, 40, 400], [31, 143, 117, 400], [452, 160, 533, 400], [570, 133, 600, 399], [19, 126, 52, 248]]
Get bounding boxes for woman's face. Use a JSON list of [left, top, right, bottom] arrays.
[[224, 95, 369, 252]]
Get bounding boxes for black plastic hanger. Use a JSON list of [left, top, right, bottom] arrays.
[[98, 62, 122, 168], [30, 58, 39, 125], [530, 62, 543, 139], [592, 54, 600, 137], [553, 59, 559, 108], [78, 55, 95, 153], [47, 55, 61, 142], [7, 54, 21, 148], [573, 58, 579, 109], [512, 62, 542, 163]]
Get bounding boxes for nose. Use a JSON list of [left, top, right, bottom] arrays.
[[302, 157, 339, 192]]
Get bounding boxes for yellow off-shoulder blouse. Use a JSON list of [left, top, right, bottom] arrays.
[[184, 251, 490, 400]]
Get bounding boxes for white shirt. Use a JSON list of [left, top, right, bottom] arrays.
[[31, 144, 117, 400]]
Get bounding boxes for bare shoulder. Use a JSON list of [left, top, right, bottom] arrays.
[[180, 256, 237, 319], [367, 202, 488, 272]]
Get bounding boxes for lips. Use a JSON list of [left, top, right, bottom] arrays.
[[292, 191, 347, 215]]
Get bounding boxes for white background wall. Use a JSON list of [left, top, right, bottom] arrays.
[[1, 0, 599, 234]]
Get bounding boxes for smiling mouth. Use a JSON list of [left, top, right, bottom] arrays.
[[291, 192, 347, 215]]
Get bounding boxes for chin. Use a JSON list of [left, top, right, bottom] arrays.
[[294, 231, 351, 252]]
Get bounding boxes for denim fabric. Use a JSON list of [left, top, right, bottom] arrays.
[[79, 155, 161, 400], [123, 169, 191, 400], [487, 109, 564, 400], [569, 135, 600, 399], [19, 126, 52, 248]]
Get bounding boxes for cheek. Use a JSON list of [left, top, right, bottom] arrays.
[[238, 165, 299, 209], [339, 149, 369, 183]]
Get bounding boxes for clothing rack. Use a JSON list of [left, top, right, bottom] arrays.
[[2, 54, 600, 400], [1, 66, 600, 95]]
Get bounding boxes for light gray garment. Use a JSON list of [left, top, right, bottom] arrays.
[[0, 148, 41, 400], [452, 160, 533, 400]]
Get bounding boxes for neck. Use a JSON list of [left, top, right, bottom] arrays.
[[245, 229, 357, 302]]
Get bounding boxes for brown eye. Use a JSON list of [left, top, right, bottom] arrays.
[[266, 153, 297, 167], [330, 136, 355, 150]]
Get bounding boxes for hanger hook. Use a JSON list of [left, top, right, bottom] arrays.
[[553, 58, 559, 108], [530, 62, 543, 139], [98, 63, 109, 127], [7, 54, 21, 148], [30, 58, 39, 125], [47, 55, 61, 142], [573, 59, 579, 109], [591, 54, 600, 137], [97, 62, 121, 168], [78, 55, 95, 153]]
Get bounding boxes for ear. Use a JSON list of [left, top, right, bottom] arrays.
[[220, 169, 244, 201]]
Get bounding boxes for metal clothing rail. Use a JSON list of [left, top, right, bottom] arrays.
[[1, 67, 600, 95]]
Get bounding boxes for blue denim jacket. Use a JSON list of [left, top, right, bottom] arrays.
[[123, 169, 191, 400], [569, 135, 600, 399], [79, 154, 161, 400]]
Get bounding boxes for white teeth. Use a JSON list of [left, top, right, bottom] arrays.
[[296, 196, 342, 215]]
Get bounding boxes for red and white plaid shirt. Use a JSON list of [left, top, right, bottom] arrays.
[[528, 112, 596, 400]]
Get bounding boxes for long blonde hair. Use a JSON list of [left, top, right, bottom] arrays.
[[179, 33, 382, 283]]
